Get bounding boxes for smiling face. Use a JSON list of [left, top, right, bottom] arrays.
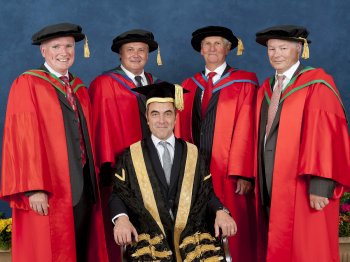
[[200, 36, 230, 71], [267, 38, 301, 74], [119, 42, 149, 75], [40, 36, 75, 75], [146, 102, 176, 140]]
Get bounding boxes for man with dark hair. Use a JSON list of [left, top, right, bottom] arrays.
[[0, 22, 107, 261], [110, 82, 237, 261], [255, 24, 350, 261]]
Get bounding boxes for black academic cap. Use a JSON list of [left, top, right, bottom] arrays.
[[111, 29, 158, 53], [255, 25, 311, 46], [133, 81, 189, 111], [32, 22, 85, 45], [191, 26, 239, 52]]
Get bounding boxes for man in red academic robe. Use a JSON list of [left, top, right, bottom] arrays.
[[175, 26, 259, 262], [254, 25, 350, 262], [89, 29, 160, 261], [0, 23, 108, 262]]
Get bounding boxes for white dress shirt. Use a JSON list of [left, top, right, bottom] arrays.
[[121, 64, 146, 86]]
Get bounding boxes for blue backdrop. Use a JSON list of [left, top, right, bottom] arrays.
[[1, 0, 349, 216]]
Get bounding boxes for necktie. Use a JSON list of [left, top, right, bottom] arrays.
[[201, 72, 216, 118], [60, 76, 87, 166], [266, 74, 286, 136], [134, 75, 143, 87], [159, 141, 172, 185]]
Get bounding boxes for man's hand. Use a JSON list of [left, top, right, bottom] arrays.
[[214, 210, 237, 237], [235, 178, 252, 195], [113, 216, 138, 245], [29, 191, 49, 215], [309, 194, 329, 211]]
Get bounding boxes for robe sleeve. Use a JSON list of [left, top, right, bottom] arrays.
[[1, 75, 53, 209], [227, 82, 257, 178], [89, 75, 124, 167], [298, 80, 350, 189]]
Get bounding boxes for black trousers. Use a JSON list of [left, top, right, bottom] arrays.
[[73, 165, 94, 262]]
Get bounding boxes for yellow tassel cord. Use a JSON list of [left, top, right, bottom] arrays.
[[157, 45, 163, 66], [298, 37, 309, 59], [236, 38, 244, 56], [84, 36, 90, 58], [174, 84, 184, 111]]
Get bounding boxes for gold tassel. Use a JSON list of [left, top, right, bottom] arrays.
[[300, 37, 309, 59], [157, 46, 162, 66], [236, 38, 244, 56], [84, 36, 90, 58], [174, 84, 184, 111]]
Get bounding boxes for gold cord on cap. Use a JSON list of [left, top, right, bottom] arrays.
[[236, 38, 244, 56], [174, 84, 184, 111], [297, 37, 309, 59], [84, 36, 90, 58], [157, 46, 163, 66]]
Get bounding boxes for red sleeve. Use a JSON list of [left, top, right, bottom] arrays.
[[89, 75, 125, 167], [227, 81, 257, 178], [298, 79, 350, 188]]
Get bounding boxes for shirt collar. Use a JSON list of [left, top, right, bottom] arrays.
[[44, 62, 69, 78], [205, 61, 227, 77], [121, 64, 145, 82], [151, 133, 175, 149], [276, 60, 300, 81]]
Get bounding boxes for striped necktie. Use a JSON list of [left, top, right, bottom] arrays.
[[266, 74, 285, 136]]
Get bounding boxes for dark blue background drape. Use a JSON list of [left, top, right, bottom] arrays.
[[1, 0, 349, 216]]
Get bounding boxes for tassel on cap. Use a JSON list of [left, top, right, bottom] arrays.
[[84, 36, 90, 58], [157, 46, 162, 66], [236, 38, 244, 56], [174, 84, 184, 111], [299, 37, 309, 59]]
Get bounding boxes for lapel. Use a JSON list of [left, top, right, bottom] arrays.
[[267, 64, 304, 138], [40, 65, 75, 112], [145, 137, 169, 191], [168, 139, 183, 195]]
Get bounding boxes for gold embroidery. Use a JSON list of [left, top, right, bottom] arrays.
[[203, 174, 212, 181], [114, 168, 125, 181], [183, 244, 221, 262], [174, 142, 198, 261], [131, 245, 172, 260], [202, 256, 224, 262], [130, 142, 165, 235], [138, 233, 164, 246], [179, 232, 216, 248]]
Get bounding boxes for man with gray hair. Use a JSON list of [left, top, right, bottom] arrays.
[[254, 24, 350, 261], [176, 25, 259, 262]]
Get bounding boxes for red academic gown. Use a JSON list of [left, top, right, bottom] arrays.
[[89, 68, 157, 261], [0, 70, 108, 262], [254, 67, 350, 262], [176, 68, 259, 262]]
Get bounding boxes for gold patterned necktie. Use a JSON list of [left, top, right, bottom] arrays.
[[266, 74, 285, 136]]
